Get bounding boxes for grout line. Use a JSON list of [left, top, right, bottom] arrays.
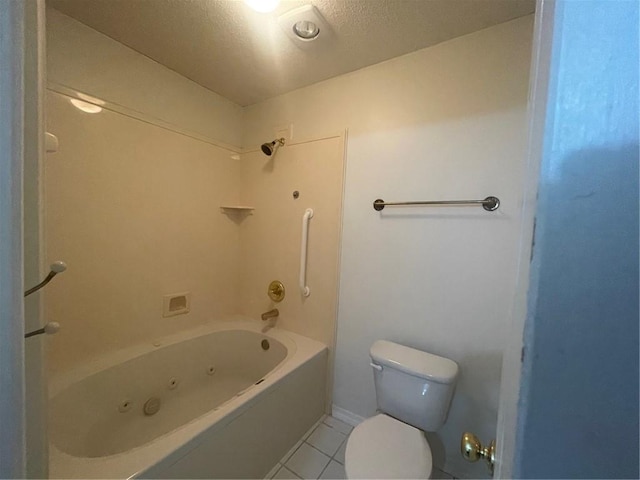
[[285, 417, 348, 479], [278, 464, 301, 480], [316, 459, 331, 480], [303, 440, 332, 459], [280, 440, 303, 465], [266, 463, 282, 479]]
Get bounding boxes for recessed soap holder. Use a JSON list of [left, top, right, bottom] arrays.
[[163, 292, 191, 317]]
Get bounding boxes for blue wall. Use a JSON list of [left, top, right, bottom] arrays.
[[515, 0, 639, 478]]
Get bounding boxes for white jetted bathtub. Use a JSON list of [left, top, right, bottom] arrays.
[[49, 318, 328, 479]]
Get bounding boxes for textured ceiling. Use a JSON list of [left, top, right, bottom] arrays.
[[49, 0, 535, 106]]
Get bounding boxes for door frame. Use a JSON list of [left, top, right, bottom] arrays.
[[494, 0, 556, 477], [0, 1, 27, 477]]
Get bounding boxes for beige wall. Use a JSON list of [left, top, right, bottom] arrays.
[[242, 16, 533, 479], [238, 136, 345, 403], [45, 9, 346, 377], [45, 90, 242, 372], [46, 8, 243, 148]]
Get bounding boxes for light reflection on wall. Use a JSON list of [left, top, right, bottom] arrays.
[[69, 92, 105, 113]]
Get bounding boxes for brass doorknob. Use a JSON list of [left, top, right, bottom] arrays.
[[461, 432, 495, 475]]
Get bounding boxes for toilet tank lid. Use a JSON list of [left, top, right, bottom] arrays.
[[370, 340, 459, 384]]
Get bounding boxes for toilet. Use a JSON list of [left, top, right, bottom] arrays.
[[344, 340, 459, 479]]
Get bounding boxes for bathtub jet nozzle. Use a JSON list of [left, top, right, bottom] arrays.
[[261, 138, 285, 157]]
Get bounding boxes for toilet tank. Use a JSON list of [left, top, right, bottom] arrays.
[[370, 340, 459, 431]]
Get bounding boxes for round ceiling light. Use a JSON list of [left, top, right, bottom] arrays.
[[244, 0, 280, 13], [293, 20, 320, 40]]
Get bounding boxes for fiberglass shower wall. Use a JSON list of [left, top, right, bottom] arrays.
[[44, 89, 243, 372]]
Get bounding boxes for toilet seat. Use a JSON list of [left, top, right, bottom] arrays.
[[345, 414, 432, 479]]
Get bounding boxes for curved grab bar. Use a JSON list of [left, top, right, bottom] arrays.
[[299, 208, 314, 297]]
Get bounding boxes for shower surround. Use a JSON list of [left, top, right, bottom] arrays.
[[45, 8, 345, 377]]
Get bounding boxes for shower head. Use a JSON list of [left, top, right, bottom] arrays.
[[261, 138, 285, 156]]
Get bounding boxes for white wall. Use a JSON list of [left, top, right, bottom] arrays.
[[244, 16, 533, 479], [46, 8, 243, 149]]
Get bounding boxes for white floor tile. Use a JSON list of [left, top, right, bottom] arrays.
[[319, 460, 346, 480], [273, 465, 301, 480], [323, 416, 353, 435], [431, 467, 454, 479], [307, 424, 347, 456], [280, 440, 303, 464], [333, 440, 347, 465], [302, 415, 327, 440], [265, 463, 282, 479], [285, 443, 331, 480]]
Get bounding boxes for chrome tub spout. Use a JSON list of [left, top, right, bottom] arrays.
[[261, 309, 279, 321]]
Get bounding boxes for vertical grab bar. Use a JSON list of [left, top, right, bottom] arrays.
[[299, 208, 314, 297]]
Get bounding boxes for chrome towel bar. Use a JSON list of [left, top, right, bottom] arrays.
[[372, 196, 500, 212]]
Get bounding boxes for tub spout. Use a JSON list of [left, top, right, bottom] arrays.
[[261, 309, 279, 333], [261, 309, 279, 321]]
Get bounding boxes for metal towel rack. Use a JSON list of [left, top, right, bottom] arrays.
[[372, 196, 500, 212]]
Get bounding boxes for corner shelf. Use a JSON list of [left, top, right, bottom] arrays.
[[220, 205, 255, 215]]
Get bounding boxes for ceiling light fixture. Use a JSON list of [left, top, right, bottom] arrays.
[[293, 20, 320, 41], [278, 5, 330, 46], [243, 0, 280, 13]]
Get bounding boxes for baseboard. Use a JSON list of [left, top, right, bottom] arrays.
[[331, 404, 366, 427]]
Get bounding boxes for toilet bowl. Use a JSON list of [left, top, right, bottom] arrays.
[[344, 340, 458, 479], [345, 414, 432, 479]]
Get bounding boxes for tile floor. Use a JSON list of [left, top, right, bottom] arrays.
[[265, 415, 350, 480], [264, 415, 456, 480]]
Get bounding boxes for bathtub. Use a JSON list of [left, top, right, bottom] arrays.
[[49, 317, 328, 479]]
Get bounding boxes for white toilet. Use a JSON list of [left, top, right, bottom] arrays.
[[344, 340, 459, 479]]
